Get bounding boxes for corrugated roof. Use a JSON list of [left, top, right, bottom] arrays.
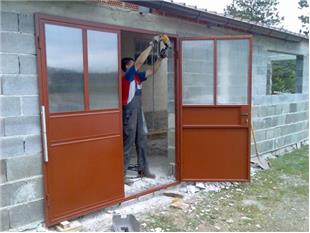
[[125, 0, 308, 42]]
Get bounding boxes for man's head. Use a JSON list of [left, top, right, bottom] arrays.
[[121, 57, 135, 72]]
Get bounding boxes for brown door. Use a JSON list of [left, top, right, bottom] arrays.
[[36, 16, 124, 225], [179, 36, 252, 181]]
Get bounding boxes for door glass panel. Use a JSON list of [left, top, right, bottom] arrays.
[[87, 30, 119, 109], [182, 40, 214, 104], [45, 24, 84, 113], [216, 40, 249, 104]]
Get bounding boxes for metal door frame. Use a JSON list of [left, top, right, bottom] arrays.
[[178, 35, 253, 181]]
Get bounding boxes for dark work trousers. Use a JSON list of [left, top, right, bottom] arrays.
[[123, 95, 149, 175]]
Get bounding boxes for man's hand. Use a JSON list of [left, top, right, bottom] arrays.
[[159, 48, 168, 59]]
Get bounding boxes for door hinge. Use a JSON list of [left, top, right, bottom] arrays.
[[37, 36, 41, 50], [45, 194, 50, 207]]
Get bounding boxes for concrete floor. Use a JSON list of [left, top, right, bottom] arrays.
[[125, 134, 175, 196]]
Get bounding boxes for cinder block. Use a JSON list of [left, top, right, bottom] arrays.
[[24, 135, 41, 155], [19, 55, 37, 74], [9, 199, 44, 229], [0, 159, 7, 184], [6, 154, 42, 181], [289, 103, 297, 113], [4, 116, 40, 136], [167, 129, 175, 147], [257, 140, 274, 153], [0, 209, 10, 231], [0, 54, 19, 74], [0, 177, 43, 207], [0, 136, 24, 159], [1, 32, 35, 54], [18, 13, 34, 34], [0, 96, 21, 117], [2, 75, 38, 95], [22, 96, 39, 116], [0, 118, 4, 136], [1, 11, 18, 31]]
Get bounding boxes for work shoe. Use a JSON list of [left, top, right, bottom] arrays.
[[139, 169, 156, 179]]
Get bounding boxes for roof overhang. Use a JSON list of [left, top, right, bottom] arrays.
[[125, 0, 308, 42]]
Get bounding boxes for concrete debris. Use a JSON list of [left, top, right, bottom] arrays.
[[187, 185, 199, 193], [214, 225, 221, 230], [241, 216, 252, 221], [170, 198, 189, 210], [195, 182, 206, 189], [56, 221, 82, 232], [251, 157, 270, 170], [226, 218, 234, 224], [163, 191, 184, 198], [112, 214, 140, 232]]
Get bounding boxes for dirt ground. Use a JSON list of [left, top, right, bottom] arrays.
[[140, 146, 309, 232]]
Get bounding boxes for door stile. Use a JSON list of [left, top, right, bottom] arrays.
[[82, 29, 90, 111]]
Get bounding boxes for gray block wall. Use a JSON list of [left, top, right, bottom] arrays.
[[251, 36, 309, 157], [0, 10, 44, 231], [0, 0, 308, 231]]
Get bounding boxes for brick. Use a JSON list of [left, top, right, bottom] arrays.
[[0, 11, 18, 31], [0, 209, 10, 231], [6, 154, 42, 181], [4, 116, 40, 136], [0, 159, 7, 184], [0, 32, 35, 54], [0, 136, 24, 159], [24, 135, 41, 155], [18, 13, 34, 34], [0, 177, 43, 207], [9, 199, 44, 229], [0, 54, 19, 74], [0, 96, 21, 117], [2, 75, 38, 95], [22, 96, 39, 116], [19, 55, 37, 74]]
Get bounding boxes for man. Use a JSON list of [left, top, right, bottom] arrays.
[[122, 37, 167, 184]]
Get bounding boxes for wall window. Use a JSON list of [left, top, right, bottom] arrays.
[[267, 51, 303, 95]]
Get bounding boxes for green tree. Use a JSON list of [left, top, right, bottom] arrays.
[[272, 60, 296, 94], [224, 0, 284, 26], [298, 0, 309, 35]]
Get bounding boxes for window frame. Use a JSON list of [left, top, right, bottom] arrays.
[[39, 19, 122, 115]]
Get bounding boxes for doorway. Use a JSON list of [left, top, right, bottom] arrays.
[[120, 31, 177, 196]]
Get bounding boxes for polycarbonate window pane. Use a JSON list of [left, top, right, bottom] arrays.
[[45, 24, 84, 112], [87, 30, 119, 110], [45, 24, 84, 113], [216, 40, 249, 104], [182, 40, 214, 104]]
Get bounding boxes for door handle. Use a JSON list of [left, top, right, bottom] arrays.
[[241, 113, 249, 116], [41, 106, 49, 162]]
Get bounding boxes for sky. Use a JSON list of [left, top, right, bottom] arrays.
[[177, 0, 308, 33]]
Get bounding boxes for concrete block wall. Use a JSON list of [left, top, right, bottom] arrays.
[[0, 0, 308, 230], [251, 36, 309, 157], [0, 11, 44, 231]]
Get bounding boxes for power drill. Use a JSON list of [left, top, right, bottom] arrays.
[[153, 34, 171, 59]]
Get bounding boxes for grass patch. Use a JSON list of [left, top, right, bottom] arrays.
[[141, 146, 309, 232]]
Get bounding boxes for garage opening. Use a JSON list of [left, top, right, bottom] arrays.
[[121, 31, 176, 196]]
